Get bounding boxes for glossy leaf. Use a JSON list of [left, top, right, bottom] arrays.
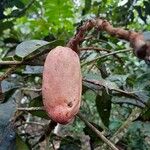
[[95, 89, 112, 127], [15, 40, 64, 59], [15, 40, 49, 58]]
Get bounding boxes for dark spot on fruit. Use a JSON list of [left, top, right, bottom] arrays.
[[68, 102, 73, 107], [66, 112, 68, 116]]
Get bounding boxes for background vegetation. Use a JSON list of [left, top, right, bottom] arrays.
[[0, 0, 150, 149]]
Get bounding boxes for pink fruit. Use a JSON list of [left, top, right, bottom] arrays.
[[42, 46, 82, 124]]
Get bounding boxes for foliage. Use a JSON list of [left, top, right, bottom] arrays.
[[0, 0, 150, 149]]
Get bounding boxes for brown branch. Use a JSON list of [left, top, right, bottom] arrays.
[[67, 18, 150, 60], [77, 112, 119, 150]]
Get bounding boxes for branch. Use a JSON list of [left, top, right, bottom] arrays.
[[17, 107, 44, 111], [67, 18, 150, 60], [0, 65, 17, 82], [81, 49, 131, 67], [21, 121, 45, 126], [79, 47, 110, 52], [77, 112, 119, 150], [100, 107, 142, 149], [83, 78, 147, 106], [0, 61, 22, 65], [80, 47, 124, 64]]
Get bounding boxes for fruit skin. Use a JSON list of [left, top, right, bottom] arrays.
[[42, 46, 82, 124]]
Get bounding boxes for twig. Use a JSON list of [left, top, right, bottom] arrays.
[[22, 121, 45, 126], [79, 47, 110, 52], [100, 107, 142, 150], [80, 47, 124, 64], [17, 107, 44, 111], [0, 65, 17, 81], [0, 61, 22, 65], [77, 112, 119, 150], [81, 49, 131, 67], [21, 88, 42, 92]]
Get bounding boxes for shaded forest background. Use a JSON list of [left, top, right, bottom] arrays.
[[0, 0, 150, 149]]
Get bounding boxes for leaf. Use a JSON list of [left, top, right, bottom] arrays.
[[112, 96, 145, 108], [3, 0, 24, 8], [95, 89, 112, 127], [0, 122, 16, 150], [83, 77, 119, 92], [0, 21, 14, 35], [23, 66, 43, 74], [16, 134, 30, 150], [134, 73, 150, 91], [29, 95, 49, 119], [1, 80, 20, 93], [1, 76, 23, 102], [107, 74, 129, 87], [82, 0, 92, 15], [0, 92, 17, 150], [15, 40, 64, 59], [82, 73, 103, 90], [2, 56, 14, 61], [0, 99, 16, 133], [58, 136, 81, 150], [15, 40, 49, 58]]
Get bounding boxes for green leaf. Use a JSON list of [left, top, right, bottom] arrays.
[[29, 95, 49, 119], [15, 40, 64, 59], [112, 96, 145, 108], [15, 40, 49, 58], [82, 0, 92, 15], [95, 89, 112, 127], [0, 21, 14, 35], [134, 73, 150, 91], [16, 134, 30, 150]]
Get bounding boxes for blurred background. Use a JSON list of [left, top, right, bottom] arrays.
[[0, 0, 150, 149]]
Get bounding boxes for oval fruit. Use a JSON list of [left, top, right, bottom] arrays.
[[42, 46, 82, 124]]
